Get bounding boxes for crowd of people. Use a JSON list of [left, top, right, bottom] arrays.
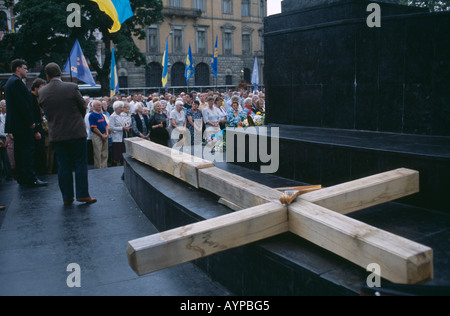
[[82, 87, 266, 168], [0, 59, 266, 208]]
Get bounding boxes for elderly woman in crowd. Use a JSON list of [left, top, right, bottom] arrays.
[[120, 103, 132, 138], [131, 102, 150, 140], [148, 101, 170, 147], [226, 100, 246, 128], [109, 101, 129, 166], [169, 100, 187, 148]]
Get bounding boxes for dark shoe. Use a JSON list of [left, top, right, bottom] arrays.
[[77, 197, 97, 204], [63, 199, 74, 206], [0, 206, 6, 211]]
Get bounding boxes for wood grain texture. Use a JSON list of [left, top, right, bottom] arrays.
[[125, 137, 214, 188], [288, 200, 433, 284], [127, 202, 288, 275], [300, 168, 419, 214]]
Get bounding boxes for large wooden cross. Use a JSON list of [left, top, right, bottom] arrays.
[[125, 138, 433, 284]]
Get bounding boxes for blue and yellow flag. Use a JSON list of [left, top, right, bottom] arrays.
[[90, 0, 133, 33], [63, 39, 96, 86], [110, 47, 119, 97], [185, 43, 194, 85], [161, 38, 169, 88], [211, 35, 218, 78]]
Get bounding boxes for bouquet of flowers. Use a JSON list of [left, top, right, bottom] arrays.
[[208, 129, 226, 152], [253, 112, 265, 126]]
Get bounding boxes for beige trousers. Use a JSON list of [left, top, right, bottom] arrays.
[[91, 133, 108, 169]]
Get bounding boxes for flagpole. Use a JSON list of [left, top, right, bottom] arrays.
[[68, 49, 73, 82]]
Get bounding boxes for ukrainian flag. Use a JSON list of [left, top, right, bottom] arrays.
[[211, 35, 218, 78], [185, 43, 194, 85], [90, 0, 133, 33], [161, 38, 169, 88], [110, 47, 119, 97]]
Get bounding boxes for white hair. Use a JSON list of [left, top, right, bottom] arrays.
[[175, 100, 184, 107], [113, 101, 124, 110]]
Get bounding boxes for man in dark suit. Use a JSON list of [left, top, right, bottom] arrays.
[[39, 63, 96, 205], [4, 59, 48, 187]]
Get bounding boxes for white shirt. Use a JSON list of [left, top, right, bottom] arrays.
[[84, 112, 92, 140], [170, 109, 186, 128], [129, 101, 137, 115], [203, 106, 221, 125], [109, 112, 125, 143]]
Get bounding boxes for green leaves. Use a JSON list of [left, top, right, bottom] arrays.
[[2, 0, 164, 92]]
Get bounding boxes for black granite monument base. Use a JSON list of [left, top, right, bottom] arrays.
[[265, 0, 450, 136], [226, 125, 450, 213]]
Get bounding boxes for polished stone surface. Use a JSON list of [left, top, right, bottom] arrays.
[[227, 125, 450, 212], [265, 1, 450, 136], [0, 167, 230, 296]]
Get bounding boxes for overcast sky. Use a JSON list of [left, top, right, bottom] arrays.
[[267, 0, 282, 16]]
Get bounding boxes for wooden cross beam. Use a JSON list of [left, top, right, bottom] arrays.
[[125, 138, 433, 284]]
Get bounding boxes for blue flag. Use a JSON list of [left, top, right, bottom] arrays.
[[162, 38, 169, 88], [110, 47, 119, 97], [211, 35, 218, 78], [251, 56, 259, 91], [63, 39, 96, 87], [185, 43, 194, 85]]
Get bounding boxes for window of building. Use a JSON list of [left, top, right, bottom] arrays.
[[173, 28, 184, 53], [242, 33, 251, 56], [259, 0, 265, 17], [194, 0, 204, 11], [169, 0, 182, 8], [223, 32, 232, 55], [223, 0, 233, 14], [221, 23, 236, 56], [196, 29, 207, 54], [242, 0, 250, 17], [147, 27, 159, 53]]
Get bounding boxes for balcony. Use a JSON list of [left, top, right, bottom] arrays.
[[163, 6, 202, 19]]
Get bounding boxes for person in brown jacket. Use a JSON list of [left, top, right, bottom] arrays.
[[39, 63, 96, 205]]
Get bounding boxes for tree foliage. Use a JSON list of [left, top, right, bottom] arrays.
[[1, 0, 164, 93]]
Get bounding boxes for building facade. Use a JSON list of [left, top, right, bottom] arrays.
[[0, 0, 13, 34], [119, 0, 266, 90]]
